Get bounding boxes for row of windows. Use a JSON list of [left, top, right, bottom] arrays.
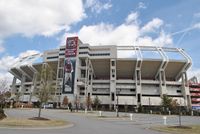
[[59, 46, 88, 51], [79, 52, 110, 56], [59, 53, 65, 56], [51, 52, 110, 57], [79, 46, 89, 49], [90, 53, 110, 56], [47, 56, 58, 59]]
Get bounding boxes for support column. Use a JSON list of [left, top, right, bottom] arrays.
[[29, 72, 37, 103], [55, 58, 64, 108], [159, 70, 167, 96], [181, 72, 191, 109], [135, 47, 142, 108], [156, 47, 168, 97], [135, 69, 142, 107], [84, 58, 89, 108], [110, 59, 116, 110], [11, 77, 17, 95], [20, 74, 26, 102]]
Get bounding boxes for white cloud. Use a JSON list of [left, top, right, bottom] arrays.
[[125, 12, 139, 24], [138, 2, 146, 9], [153, 31, 173, 46], [136, 31, 172, 46], [0, 72, 13, 90], [136, 36, 153, 46], [0, 0, 85, 38], [84, 0, 112, 14], [0, 55, 18, 85], [193, 23, 200, 29], [188, 68, 200, 82], [77, 23, 139, 45], [62, 12, 172, 47], [141, 18, 164, 33], [0, 56, 18, 71], [0, 50, 40, 85], [19, 50, 40, 58]]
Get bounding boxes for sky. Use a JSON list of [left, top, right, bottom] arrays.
[[0, 0, 200, 83]]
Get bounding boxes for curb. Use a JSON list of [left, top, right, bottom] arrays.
[[1, 109, 74, 130], [0, 123, 74, 130]]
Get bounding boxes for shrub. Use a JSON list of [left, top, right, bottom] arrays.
[[0, 108, 6, 120], [14, 102, 33, 108]]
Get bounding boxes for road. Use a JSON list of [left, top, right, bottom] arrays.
[[0, 108, 199, 134]]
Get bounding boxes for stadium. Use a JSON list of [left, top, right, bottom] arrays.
[[9, 37, 192, 110]]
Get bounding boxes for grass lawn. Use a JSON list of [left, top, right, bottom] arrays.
[[0, 117, 69, 128], [152, 125, 200, 134]]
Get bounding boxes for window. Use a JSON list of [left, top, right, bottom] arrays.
[[79, 52, 88, 55], [93, 88, 97, 91], [137, 94, 141, 102], [59, 59, 64, 67], [81, 60, 86, 66], [111, 61, 115, 66], [111, 93, 115, 101], [80, 87, 85, 90], [90, 53, 110, 56], [130, 89, 135, 92], [81, 70, 86, 78], [58, 69, 63, 78], [47, 56, 58, 59], [79, 46, 88, 49]]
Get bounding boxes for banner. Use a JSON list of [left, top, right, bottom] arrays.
[[63, 37, 78, 93], [65, 37, 78, 57]]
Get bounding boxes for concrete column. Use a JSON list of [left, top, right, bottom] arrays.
[[84, 58, 89, 107], [110, 59, 116, 110], [135, 69, 142, 107], [29, 72, 37, 103], [159, 70, 167, 96], [181, 72, 191, 109], [11, 77, 17, 94], [20, 74, 26, 102]]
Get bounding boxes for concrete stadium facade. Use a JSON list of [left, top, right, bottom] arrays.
[[9, 37, 192, 109]]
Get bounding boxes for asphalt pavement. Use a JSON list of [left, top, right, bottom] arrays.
[[0, 108, 199, 134]]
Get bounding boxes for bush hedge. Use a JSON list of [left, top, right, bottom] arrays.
[[14, 102, 33, 108]]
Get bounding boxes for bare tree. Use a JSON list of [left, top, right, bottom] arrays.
[[161, 95, 180, 114], [93, 96, 101, 111], [0, 79, 9, 108], [15, 91, 21, 103], [86, 95, 92, 110], [62, 96, 69, 108], [36, 63, 55, 118], [0, 79, 8, 92]]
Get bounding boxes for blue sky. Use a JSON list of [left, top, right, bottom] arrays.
[[0, 0, 200, 81]]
